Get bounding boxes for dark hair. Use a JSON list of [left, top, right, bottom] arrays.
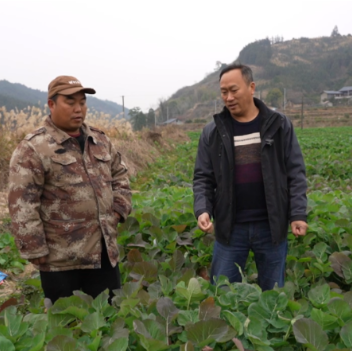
[[49, 94, 59, 102], [219, 63, 254, 85]]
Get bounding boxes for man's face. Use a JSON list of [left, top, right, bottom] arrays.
[[48, 92, 87, 134], [220, 69, 255, 118]]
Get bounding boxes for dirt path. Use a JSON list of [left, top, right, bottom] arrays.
[[0, 263, 37, 300]]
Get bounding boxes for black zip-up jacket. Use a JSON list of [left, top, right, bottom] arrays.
[[193, 98, 307, 245]]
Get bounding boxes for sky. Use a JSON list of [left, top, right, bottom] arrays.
[[1, 0, 352, 112]]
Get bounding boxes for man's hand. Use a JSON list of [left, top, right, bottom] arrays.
[[291, 221, 308, 237], [29, 256, 47, 265], [198, 213, 214, 234]]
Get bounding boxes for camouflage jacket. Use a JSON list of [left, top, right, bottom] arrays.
[[8, 116, 132, 272]]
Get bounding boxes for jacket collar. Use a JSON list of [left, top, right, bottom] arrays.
[[44, 116, 98, 145], [216, 98, 279, 135], [217, 97, 275, 121]]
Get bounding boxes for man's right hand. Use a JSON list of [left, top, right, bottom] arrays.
[[198, 213, 214, 234], [29, 256, 47, 265]]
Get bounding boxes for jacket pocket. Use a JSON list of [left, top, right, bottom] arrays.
[[48, 218, 86, 234], [93, 153, 112, 178], [50, 156, 83, 185]]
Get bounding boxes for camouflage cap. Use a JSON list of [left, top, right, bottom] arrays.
[[48, 76, 96, 98]]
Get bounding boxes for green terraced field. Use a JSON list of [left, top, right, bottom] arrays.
[[1, 126, 352, 350]]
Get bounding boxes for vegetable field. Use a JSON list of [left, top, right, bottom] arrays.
[[1, 126, 352, 351]]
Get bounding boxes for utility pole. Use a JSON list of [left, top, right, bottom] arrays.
[[121, 96, 125, 119], [301, 94, 304, 130], [284, 88, 286, 112]]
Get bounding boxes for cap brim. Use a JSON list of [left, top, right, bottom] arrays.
[[54, 87, 96, 96]]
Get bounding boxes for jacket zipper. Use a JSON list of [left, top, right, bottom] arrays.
[[214, 115, 234, 244], [260, 114, 282, 244]]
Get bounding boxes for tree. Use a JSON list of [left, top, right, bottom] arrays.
[[146, 108, 155, 128], [128, 107, 146, 131], [214, 61, 223, 71], [331, 25, 341, 37], [158, 99, 167, 123], [266, 88, 283, 108]]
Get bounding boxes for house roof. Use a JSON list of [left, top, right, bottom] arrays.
[[323, 90, 340, 94], [339, 86, 352, 92], [157, 118, 179, 126]]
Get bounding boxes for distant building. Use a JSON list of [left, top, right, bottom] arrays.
[[157, 118, 183, 126], [321, 86, 352, 103]]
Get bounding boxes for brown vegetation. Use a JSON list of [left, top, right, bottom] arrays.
[[0, 107, 190, 196]]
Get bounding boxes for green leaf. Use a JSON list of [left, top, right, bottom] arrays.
[[156, 297, 179, 323], [46, 327, 73, 342], [47, 309, 75, 329], [287, 300, 301, 312], [329, 252, 352, 280], [344, 291, 352, 309], [248, 302, 271, 324], [118, 216, 140, 235], [92, 290, 109, 313], [144, 319, 167, 340], [51, 296, 89, 314], [46, 335, 78, 351], [176, 278, 205, 303], [328, 298, 352, 323], [3, 307, 23, 338], [107, 337, 129, 351], [134, 319, 166, 341], [245, 316, 270, 346], [308, 284, 330, 308], [222, 310, 243, 336], [169, 250, 185, 271], [234, 283, 261, 303], [0, 336, 15, 351], [180, 341, 195, 351], [340, 321, 352, 348], [129, 261, 158, 283], [186, 318, 229, 348], [159, 275, 174, 296], [293, 318, 328, 351], [312, 242, 328, 261], [138, 335, 168, 351], [127, 248, 143, 263], [73, 290, 94, 306], [177, 310, 199, 326], [199, 297, 221, 321], [101, 319, 129, 350], [311, 308, 338, 330], [87, 334, 101, 351], [29, 332, 46, 351], [81, 312, 106, 333], [261, 291, 288, 313], [188, 278, 203, 297]]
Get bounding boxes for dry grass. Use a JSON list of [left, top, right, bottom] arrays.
[[0, 106, 190, 193]]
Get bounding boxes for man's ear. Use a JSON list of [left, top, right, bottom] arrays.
[[48, 99, 55, 109], [250, 82, 256, 95]]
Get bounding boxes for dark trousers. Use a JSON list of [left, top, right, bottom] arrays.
[[40, 240, 121, 304], [210, 220, 287, 291]]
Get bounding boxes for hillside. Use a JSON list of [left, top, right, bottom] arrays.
[[0, 80, 129, 117], [160, 35, 352, 121]]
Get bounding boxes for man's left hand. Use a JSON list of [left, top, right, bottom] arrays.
[[291, 221, 308, 237]]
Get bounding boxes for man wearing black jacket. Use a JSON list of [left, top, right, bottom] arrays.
[[193, 64, 307, 290]]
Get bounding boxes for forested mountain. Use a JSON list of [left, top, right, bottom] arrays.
[[0, 80, 128, 117], [158, 34, 352, 121]]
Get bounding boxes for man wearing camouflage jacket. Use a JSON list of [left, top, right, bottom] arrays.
[[8, 76, 132, 303]]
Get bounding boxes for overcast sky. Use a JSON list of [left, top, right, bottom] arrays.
[[1, 0, 351, 112]]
